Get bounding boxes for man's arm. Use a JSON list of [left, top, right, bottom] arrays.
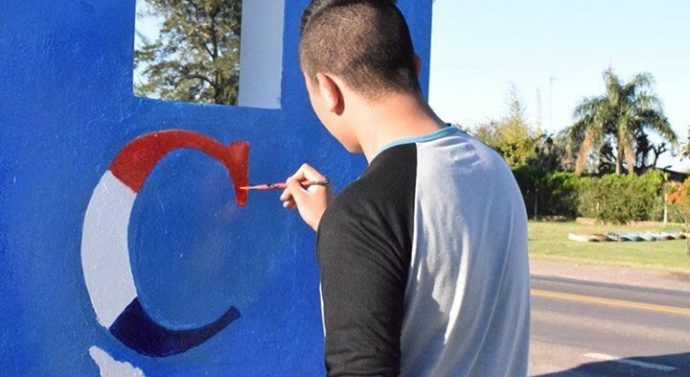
[[282, 163, 408, 376], [316, 207, 406, 376]]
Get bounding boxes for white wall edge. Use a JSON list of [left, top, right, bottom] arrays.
[[237, 0, 285, 109]]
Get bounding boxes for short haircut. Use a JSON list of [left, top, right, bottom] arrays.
[[300, 0, 420, 99]]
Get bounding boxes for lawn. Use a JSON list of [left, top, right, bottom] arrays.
[[528, 221, 690, 274]]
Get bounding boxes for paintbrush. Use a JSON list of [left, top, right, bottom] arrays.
[[239, 180, 330, 191]]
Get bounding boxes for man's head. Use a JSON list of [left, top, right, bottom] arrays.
[[300, 0, 419, 99], [299, 0, 421, 151]]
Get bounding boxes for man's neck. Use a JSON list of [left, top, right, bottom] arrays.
[[351, 93, 446, 163]]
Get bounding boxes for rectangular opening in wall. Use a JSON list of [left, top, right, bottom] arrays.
[[133, 0, 284, 109], [134, 0, 242, 106]]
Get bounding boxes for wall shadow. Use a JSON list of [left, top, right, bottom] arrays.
[[534, 352, 689, 377]]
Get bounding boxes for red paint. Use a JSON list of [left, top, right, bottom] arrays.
[[226, 141, 249, 206], [110, 130, 250, 206]]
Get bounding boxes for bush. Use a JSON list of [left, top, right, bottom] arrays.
[[541, 172, 579, 218], [511, 165, 542, 218], [511, 168, 578, 219], [575, 171, 666, 224], [511, 169, 667, 223]]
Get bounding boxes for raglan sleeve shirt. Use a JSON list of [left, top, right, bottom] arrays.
[[315, 144, 417, 377], [314, 129, 531, 377]]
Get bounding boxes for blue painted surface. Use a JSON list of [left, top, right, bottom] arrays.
[[0, 0, 432, 375]]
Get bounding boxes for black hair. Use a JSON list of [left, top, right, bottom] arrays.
[[299, 0, 420, 98]]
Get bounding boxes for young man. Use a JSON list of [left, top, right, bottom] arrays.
[[281, 1, 530, 376]]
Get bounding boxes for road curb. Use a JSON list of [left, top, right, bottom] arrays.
[[529, 258, 690, 293]]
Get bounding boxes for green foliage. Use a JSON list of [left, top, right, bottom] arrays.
[[666, 177, 690, 255], [566, 69, 676, 175], [134, 0, 242, 105], [575, 170, 666, 224], [511, 165, 541, 217], [474, 84, 541, 168], [511, 167, 669, 224], [532, 133, 572, 173], [469, 71, 678, 224], [475, 121, 540, 168], [661, 198, 686, 224], [542, 172, 580, 218], [512, 168, 579, 219]]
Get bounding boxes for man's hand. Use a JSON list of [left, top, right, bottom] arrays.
[[280, 163, 331, 231]]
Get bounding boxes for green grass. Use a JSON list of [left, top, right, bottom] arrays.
[[528, 221, 690, 274]]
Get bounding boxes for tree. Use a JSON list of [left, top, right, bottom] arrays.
[[532, 133, 569, 173], [134, 0, 242, 105], [634, 130, 668, 173], [681, 126, 690, 159], [566, 69, 677, 175], [667, 178, 690, 256], [473, 84, 540, 169]]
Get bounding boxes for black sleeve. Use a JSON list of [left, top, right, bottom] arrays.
[[315, 144, 416, 377], [317, 212, 406, 376]]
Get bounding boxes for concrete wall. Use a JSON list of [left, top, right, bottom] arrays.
[[0, 0, 432, 375]]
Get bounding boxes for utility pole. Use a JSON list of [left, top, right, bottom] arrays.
[[549, 76, 556, 131], [536, 88, 543, 132]]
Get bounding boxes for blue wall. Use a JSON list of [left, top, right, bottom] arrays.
[[0, 0, 432, 375]]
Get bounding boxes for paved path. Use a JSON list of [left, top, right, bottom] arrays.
[[529, 274, 690, 376], [530, 258, 690, 292]]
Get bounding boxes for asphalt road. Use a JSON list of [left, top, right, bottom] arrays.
[[529, 275, 690, 377]]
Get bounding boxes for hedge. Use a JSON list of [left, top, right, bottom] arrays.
[[512, 168, 667, 224]]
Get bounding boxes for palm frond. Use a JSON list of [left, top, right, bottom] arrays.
[[570, 69, 672, 175], [604, 70, 623, 107], [635, 109, 678, 143], [573, 96, 607, 119], [634, 92, 663, 113], [624, 72, 654, 94]]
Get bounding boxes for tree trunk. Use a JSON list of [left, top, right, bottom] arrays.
[[615, 144, 623, 175]]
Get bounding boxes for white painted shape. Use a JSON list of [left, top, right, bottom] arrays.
[[89, 346, 146, 377], [583, 352, 677, 372], [81, 172, 138, 328], [237, 0, 285, 109], [319, 283, 326, 337]]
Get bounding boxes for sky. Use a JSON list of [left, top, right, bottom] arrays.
[[135, 1, 690, 170], [428, 0, 690, 170]]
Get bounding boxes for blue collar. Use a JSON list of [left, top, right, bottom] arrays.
[[376, 126, 458, 157]]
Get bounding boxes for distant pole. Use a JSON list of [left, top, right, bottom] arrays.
[[664, 193, 668, 226], [536, 88, 543, 131], [549, 77, 553, 130], [534, 187, 539, 220]]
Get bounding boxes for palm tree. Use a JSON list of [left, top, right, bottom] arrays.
[[682, 126, 690, 158], [567, 69, 677, 175]]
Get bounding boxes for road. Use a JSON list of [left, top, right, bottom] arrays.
[[529, 275, 690, 377]]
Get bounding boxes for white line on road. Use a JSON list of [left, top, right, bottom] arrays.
[[583, 352, 677, 372]]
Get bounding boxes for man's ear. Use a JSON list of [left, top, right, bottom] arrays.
[[414, 54, 422, 77], [315, 72, 344, 115]]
